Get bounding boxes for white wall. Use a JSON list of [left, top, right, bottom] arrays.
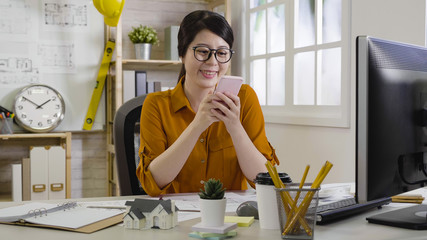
[[233, 0, 427, 184]]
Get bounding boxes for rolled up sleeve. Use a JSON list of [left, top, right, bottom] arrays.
[[136, 93, 172, 196], [239, 85, 280, 187]]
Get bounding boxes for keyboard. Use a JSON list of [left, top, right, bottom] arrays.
[[315, 197, 391, 225], [317, 197, 357, 213]]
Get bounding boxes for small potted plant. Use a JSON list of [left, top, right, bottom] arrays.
[[198, 178, 227, 227], [128, 25, 160, 60]]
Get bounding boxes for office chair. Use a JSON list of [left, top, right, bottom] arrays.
[[113, 94, 147, 196]]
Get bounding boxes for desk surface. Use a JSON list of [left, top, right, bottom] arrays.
[[1, 193, 426, 240]]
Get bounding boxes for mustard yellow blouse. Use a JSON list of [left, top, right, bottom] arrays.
[[136, 80, 279, 196]]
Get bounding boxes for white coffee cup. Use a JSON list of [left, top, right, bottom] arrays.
[[255, 172, 291, 230]]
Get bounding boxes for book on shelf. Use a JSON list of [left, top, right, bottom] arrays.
[[123, 70, 136, 103], [135, 71, 147, 97], [0, 201, 124, 233], [123, 70, 162, 103], [136, 71, 161, 95]]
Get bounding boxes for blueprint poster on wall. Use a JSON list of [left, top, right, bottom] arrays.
[[0, 0, 105, 132]]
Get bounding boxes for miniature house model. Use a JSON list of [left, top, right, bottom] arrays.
[[123, 198, 178, 230]]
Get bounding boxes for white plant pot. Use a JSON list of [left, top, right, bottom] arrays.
[[135, 43, 152, 60], [199, 198, 227, 227]]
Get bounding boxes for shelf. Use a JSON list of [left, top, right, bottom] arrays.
[[112, 59, 182, 71], [0, 132, 72, 199], [0, 194, 11, 202], [0, 132, 70, 140]]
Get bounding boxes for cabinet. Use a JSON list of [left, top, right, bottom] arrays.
[[106, 0, 231, 196], [0, 132, 72, 199]]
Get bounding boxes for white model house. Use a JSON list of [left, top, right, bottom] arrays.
[[123, 198, 178, 230]]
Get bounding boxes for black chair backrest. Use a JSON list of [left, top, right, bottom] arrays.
[[113, 94, 147, 195]]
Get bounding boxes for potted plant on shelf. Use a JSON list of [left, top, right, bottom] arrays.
[[198, 178, 227, 227], [128, 25, 159, 60]]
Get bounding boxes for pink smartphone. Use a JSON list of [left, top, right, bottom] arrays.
[[214, 75, 244, 95]]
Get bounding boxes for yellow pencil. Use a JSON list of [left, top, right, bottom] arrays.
[[295, 165, 310, 203], [285, 165, 310, 232]]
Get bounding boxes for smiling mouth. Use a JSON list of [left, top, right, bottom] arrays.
[[201, 70, 217, 75]]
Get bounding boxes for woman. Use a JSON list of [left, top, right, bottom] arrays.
[[136, 10, 279, 196]]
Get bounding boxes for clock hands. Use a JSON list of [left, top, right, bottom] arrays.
[[22, 97, 52, 109], [22, 96, 43, 109], [37, 99, 52, 109]]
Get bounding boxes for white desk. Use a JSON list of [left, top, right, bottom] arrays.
[[0, 192, 426, 240]]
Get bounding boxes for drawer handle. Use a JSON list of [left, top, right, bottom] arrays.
[[50, 183, 64, 192], [32, 184, 46, 192]]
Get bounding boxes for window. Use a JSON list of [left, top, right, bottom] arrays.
[[245, 0, 350, 127]]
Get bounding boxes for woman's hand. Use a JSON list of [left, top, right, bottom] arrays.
[[211, 91, 241, 133], [192, 92, 221, 132]]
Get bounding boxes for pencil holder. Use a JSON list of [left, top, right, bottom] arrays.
[[275, 184, 320, 240], [0, 117, 13, 134]]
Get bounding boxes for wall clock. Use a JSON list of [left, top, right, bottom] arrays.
[[13, 84, 65, 133]]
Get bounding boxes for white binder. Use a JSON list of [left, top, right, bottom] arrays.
[[11, 164, 22, 202], [30, 147, 49, 200], [48, 146, 66, 199], [29, 146, 66, 200]]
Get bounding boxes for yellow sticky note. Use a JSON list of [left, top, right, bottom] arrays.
[[224, 216, 254, 227]]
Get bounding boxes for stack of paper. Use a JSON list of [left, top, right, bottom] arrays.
[[189, 230, 237, 240]]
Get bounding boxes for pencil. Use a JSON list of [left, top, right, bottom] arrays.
[[286, 165, 310, 232], [391, 194, 424, 204], [295, 165, 310, 203], [391, 195, 424, 200], [87, 206, 126, 210]]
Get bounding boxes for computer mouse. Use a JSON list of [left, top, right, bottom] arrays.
[[236, 201, 259, 219]]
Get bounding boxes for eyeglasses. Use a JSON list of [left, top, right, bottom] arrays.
[[192, 46, 234, 64]]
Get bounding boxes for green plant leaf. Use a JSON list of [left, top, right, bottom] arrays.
[[128, 24, 159, 45], [199, 178, 226, 200]]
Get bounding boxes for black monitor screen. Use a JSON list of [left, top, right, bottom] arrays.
[[356, 36, 427, 204]]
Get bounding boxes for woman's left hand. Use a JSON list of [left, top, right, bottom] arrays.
[[211, 91, 241, 132]]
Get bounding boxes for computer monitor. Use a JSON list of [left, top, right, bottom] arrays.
[[356, 36, 427, 229], [356, 35, 427, 202]]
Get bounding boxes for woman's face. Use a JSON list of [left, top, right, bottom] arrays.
[[182, 29, 231, 91]]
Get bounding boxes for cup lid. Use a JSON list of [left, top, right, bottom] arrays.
[[254, 172, 292, 185]]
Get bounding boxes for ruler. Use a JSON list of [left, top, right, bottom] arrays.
[[83, 40, 115, 130]]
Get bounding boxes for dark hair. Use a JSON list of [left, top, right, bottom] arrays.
[[177, 10, 234, 83]]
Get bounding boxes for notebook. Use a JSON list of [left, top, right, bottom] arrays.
[[0, 201, 124, 233]]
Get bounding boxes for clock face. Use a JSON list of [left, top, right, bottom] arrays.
[[13, 85, 65, 133]]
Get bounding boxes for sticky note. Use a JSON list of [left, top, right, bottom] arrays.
[[224, 216, 254, 227]]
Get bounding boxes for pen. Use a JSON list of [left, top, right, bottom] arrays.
[[177, 209, 200, 212], [86, 206, 126, 210]]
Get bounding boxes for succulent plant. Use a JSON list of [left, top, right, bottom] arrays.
[[198, 178, 226, 200], [128, 25, 159, 45]]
